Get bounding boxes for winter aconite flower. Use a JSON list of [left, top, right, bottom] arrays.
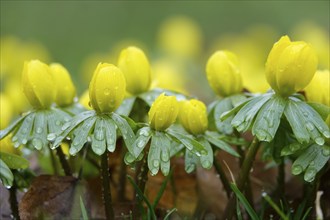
[[22, 60, 56, 109], [117, 46, 151, 95], [89, 63, 126, 113], [50, 63, 76, 107], [179, 99, 208, 135], [265, 35, 318, 97], [304, 69, 330, 106], [206, 50, 243, 97], [148, 93, 179, 131], [0, 93, 13, 129]]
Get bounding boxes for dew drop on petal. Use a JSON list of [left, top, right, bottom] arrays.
[[36, 127, 43, 134], [292, 165, 303, 175], [153, 160, 160, 167]]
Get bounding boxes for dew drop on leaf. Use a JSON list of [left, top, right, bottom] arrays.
[[292, 165, 303, 175], [315, 137, 324, 145], [47, 133, 57, 142], [153, 160, 160, 167]]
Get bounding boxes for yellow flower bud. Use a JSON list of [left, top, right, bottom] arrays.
[[179, 99, 208, 135], [117, 46, 151, 95], [206, 50, 243, 97], [89, 63, 126, 113], [148, 93, 179, 131], [265, 35, 318, 96], [22, 60, 56, 109], [0, 135, 21, 155], [79, 90, 92, 110], [0, 93, 13, 129], [304, 70, 330, 106], [50, 63, 76, 107]]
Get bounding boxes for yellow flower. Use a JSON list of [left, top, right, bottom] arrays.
[[22, 60, 56, 109], [148, 93, 179, 131], [79, 90, 92, 110], [206, 50, 243, 97], [179, 99, 208, 135], [50, 63, 76, 107], [4, 79, 29, 114], [304, 70, 330, 106], [117, 46, 151, 95], [89, 63, 126, 113], [158, 16, 203, 58], [0, 93, 13, 129], [0, 136, 21, 155], [265, 35, 318, 97]]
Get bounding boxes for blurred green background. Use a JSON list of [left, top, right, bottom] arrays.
[[1, 1, 329, 96]]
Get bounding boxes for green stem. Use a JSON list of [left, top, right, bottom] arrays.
[[101, 152, 115, 220], [213, 154, 231, 198], [117, 143, 127, 202], [277, 159, 285, 200], [133, 154, 149, 219], [222, 137, 260, 220], [56, 146, 72, 176], [9, 172, 20, 220]]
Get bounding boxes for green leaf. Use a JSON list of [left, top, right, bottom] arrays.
[[197, 137, 213, 169], [308, 102, 330, 120], [230, 183, 260, 220], [252, 95, 286, 142], [0, 159, 13, 187], [30, 111, 48, 150], [291, 144, 329, 182], [280, 142, 309, 156], [132, 127, 152, 158], [91, 118, 106, 155], [205, 131, 240, 157], [103, 117, 117, 152], [0, 113, 27, 140], [284, 100, 310, 144], [11, 112, 36, 147], [214, 98, 234, 134], [116, 97, 137, 116], [0, 152, 29, 169], [231, 94, 272, 132], [127, 175, 157, 220], [111, 113, 136, 156], [53, 110, 96, 148], [167, 130, 207, 157], [80, 196, 89, 220], [163, 208, 177, 220], [69, 116, 97, 155], [159, 132, 171, 176], [262, 192, 289, 220], [148, 132, 164, 175], [184, 150, 199, 173], [220, 97, 250, 121]]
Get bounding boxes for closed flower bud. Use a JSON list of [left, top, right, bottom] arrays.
[[22, 60, 56, 109], [148, 93, 179, 131], [206, 50, 243, 97], [89, 63, 126, 113], [117, 46, 151, 95], [179, 99, 208, 135], [265, 35, 318, 96], [304, 70, 330, 106], [50, 63, 76, 107]]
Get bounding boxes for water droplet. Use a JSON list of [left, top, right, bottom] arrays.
[[322, 147, 330, 156], [104, 88, 110, 95], [302, 111, 308, 117], [95, 128, 105, 141], [186, 164, 195, 173], [137, 140, 145, 148], [69, 147, 77, 155], [161, 166, 169, 175], [202, 160, 211, 169], [12, 136, 18, 142], [55, 120, 61, 126], [36, 127, 43, 134], [62, 122, 70, 131], [150, 168, 158, 176], [292, 165, 303, 175], [257, 129, 271, 141], [47, 133, 57, 142], [32, 138, 43, 150], [22, 138, 28, 144], [323, 130, 330, 138], [315, 137, 324, 145], [261, 192, 267, 197], [304, 168, 317, 182], [73, 140, 80, 146], [161, 152, 169, 161], [21, 128, 28, 134], [153, 160, 159, 167], [14, 142, 20, 148], [139, 129, 150, 136], [306, 122, 314, 131], [125, 154, 135, 163]]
